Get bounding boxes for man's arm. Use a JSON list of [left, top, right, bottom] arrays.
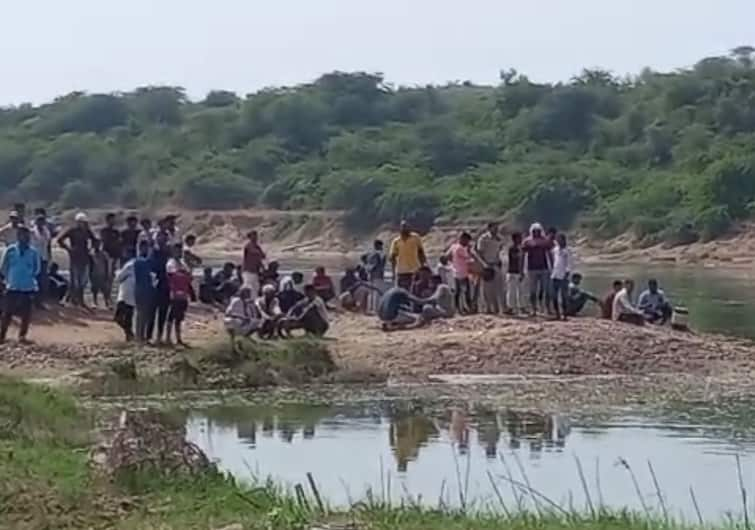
[[57, 229, 71, 252], [417, 239, 427, 266], [0, 248, 9, 279], [638, 292, 650, 311]]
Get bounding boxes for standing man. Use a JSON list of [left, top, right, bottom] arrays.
[[100, 213, 122, 302], [120, 216, 141, 264], [242, 230, 266, 295], [389, 221, 426, 290], [476, 222, 505, 314], [30, 213, 52, 308], [57, 212, 96, 307], [363, 239, 386, 312], [522, 222, 552, 316], [133, 240, 154, 343], [0, 226, 41, 344]]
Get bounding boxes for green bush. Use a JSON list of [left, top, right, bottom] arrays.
[[59, 180, 99, 209], [179, 172, 261, 209], [696, 206, 732, 242]]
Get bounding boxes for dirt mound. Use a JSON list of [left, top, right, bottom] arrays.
[[331, 314, 755, 378]]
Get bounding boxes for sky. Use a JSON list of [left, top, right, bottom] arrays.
[[1, 0, 753, 105]]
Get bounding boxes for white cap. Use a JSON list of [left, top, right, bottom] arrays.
[[261, 284, 277, 295], [75, 212, 88, 222], [8, 211, 19, 219]]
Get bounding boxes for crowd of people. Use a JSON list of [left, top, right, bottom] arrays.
[[0, 205, 678, 345]]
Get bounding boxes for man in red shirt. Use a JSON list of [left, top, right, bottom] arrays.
[[166, 245, 196, 347], [242, 230, 266, 296]]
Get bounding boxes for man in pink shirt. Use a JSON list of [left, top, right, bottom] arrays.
[[447, 232, 474, 314]]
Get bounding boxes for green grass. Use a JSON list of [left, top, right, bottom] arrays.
[[0, 375, 745, 529]]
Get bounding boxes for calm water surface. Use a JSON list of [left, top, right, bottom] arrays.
[[187, 402, 755, 521]]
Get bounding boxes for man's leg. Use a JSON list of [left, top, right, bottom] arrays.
[[36, 260, 48, 307], [528, 273, 539, 314], [0, 292, 16, 342], [17, 292, 32, 341]]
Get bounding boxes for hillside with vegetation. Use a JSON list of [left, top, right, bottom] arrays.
[[2, 47, 755, 243]]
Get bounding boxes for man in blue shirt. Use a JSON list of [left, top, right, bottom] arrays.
[[133, 240, 154, 343], [0, 226, 41, 343]]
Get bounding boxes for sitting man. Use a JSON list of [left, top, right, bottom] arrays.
[[377, 286, 438, 332], [638, 278, 673, 324], [611, 279, 645, 326], [312, 266, 335, 303], [255, 284, 284, 339], [601, 280, 623, 319], [284, 284, 329, 337], [214, 262, 239, 304], [564, 273, 601, 317], [224, 286, 260, 339], [411, 266, 435, 300], [277, 275, 306, 314], [421, 275, 456, 321], [47, 262, 69, 303], [339, 267, 380, 313]]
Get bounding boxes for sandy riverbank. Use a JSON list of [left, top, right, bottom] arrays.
[[2, 304, 755, 409]]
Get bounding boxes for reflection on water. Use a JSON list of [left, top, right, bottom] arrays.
[[186, 402, 755, 521], [581, 264, 755, 339]]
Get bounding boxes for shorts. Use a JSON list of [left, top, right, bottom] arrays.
[[3, 290, 33, 318], [396, 273, 414, 290], [168, 299, 189, 323]]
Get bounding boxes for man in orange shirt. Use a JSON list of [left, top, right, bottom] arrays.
[[389, 221, 426, 290]]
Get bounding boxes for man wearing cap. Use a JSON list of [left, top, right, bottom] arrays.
[[57, 212, 96, 307], [31, 213, 52, 308], [0, 211, 24, 247], [0, 226, 41, 343]]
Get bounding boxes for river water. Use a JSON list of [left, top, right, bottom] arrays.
[[186, 401, 755, 521], [183, 264, 755, 521]]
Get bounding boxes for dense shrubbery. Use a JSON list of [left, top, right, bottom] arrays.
[[2, 49, 755, 241]]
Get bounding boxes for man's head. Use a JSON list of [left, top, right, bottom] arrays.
[[34, 207, 46, 219], [344, 267, 356, 278], [439, 255, 449, 266], [239, 286, 253, 301], [487, 222, 499, 237], [105, 213, 117, 227], [203, 266, 213, 279], [624, 279, 635, 293], [140, 218, 151, 230], [530, 223, 543, 239], [16, 226, 30, 247], [648, 279, 659, 293], [137, 239, 150, 257], [126, 215, 138, 229], [267, 261, 279, 273], [556, 233, 567, 248], [247, 230, 258, 243], [35, 214, 46, 229], [612, 280, 623, 293], [399, 220, 410, 238], [184, 234, 196, 247], [75, 212, 88, 228], [222, 262, 235, 276], [571, 272, 583, 286], [262, 283, 276, 299], [304, 284, 317, 300], [547, 227, 558, 239], [374, 239, 384, 251], [459, 232, 472, 247], [315, 266, 325, 276], [291, 271, 304, 284], [511, 231, 522, 245], [164, 215, 177, 231], [92, 239, 102, 251], [8, 211, 20, 226]]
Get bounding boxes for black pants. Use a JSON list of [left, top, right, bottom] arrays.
[[551, 278, 568, 317], [114, 302, 134, 340], [454, 278, 472, 314], [1, 291, 33, 340], [147, 292, 170, 341], [300, 308, 329, 336], [135, 300, 152, 341], [36, 260, 48, 305]]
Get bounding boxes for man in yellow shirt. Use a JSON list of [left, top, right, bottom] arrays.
[[389, 221, 427, 289]]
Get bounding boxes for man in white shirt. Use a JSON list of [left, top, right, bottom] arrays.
[[30, 214, 52, 307], [638, 279, 673, 324], [612, 279, 645, 325], [550, 233, 572, 320], [114, 257, 137, 341], [224, 287, 260, 339], [0, 211, 23, 247]]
